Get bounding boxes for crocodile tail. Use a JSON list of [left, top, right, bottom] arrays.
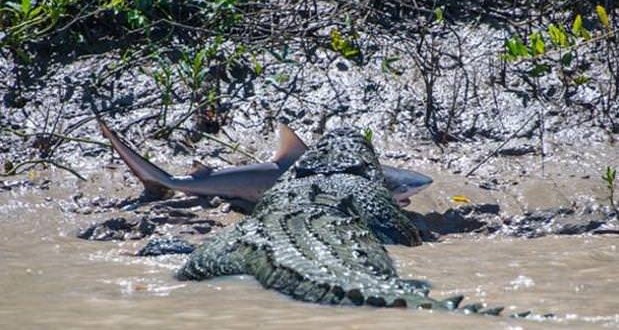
[[95, 113, 174, 199]]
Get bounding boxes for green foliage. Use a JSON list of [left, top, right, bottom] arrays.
[[381, 56, 402, 75], [571, 14, 591, 40], [595, 5, 610, 29], [547, 24, 569, 47], [1, 0, 244, 62], [573, 74, 590, 85], [152, 65, 173, 104], [503, 36, 529, 61], [126, 8, 148, 28], [273, 72, 289, 84], [529, 32, 545, 56], [528, 63, 550, 77], [251, 54, 263, 75], [1, 0, 76, 59], [501, 5, 611, 84], [602, 166, 616, 211], [560, 52, 573, 66], [178, 48, 211, 93], [150, 57, 174, 126], [362, 127, 373, 144], [330, 28, 361, 59], [434, 7, 444, 23]]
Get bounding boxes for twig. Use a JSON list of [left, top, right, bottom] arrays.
[[1, 159, 87, 181], [183, 128, 262, 163], [465, 111, 537, 177], [2, 127, 110, 148]]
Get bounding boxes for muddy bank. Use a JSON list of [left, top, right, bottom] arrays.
[[1, 3, 617, 225]]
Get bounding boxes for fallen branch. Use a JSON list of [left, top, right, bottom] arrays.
[[465, 112, 537, 177], [1, 159, 87, 181], [2, 127, 110, 149]]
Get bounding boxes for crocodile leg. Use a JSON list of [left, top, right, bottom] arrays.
[[318, 175, 423, 246], [176, 225, 249, 280], [346, 184, 422, 246]]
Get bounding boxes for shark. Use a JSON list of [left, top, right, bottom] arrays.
[[95, 116, 433, 208]]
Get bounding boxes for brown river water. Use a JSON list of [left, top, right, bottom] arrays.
[[1, 169, 618, 330]]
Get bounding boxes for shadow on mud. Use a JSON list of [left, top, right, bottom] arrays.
[[76, 194, 618, 253]]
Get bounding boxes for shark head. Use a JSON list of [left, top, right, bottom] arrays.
[[382, 165, 433, 207]]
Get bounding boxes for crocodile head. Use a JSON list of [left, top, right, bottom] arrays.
[[292, 127, 383, 183]]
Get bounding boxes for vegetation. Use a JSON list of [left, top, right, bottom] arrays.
[[0, 1, 617, 181], [362, 127, 373, 144], [602, 166, 617, 213]]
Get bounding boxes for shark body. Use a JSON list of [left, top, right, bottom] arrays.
[[96, 117, 432, 207]]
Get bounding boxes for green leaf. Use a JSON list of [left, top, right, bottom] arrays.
[[505, 36, 529, 59], [251, 54, 263, 75], [572, 14, 592, 40], [528, 63, 550, 77], [21, 0, 31, 15], [596, 5, 610, 29], [602, 166, 616, 190], [573, 75, 590, 85], [561, 52, 573, 66], [362, 127, 373, 144], [29, 5, 43, 19], [434, 7, 444, 23], [572, 14, 583, 35], [548, 24, 569, 47], [529, 32, 545, 56], [330, 28, 361, 59], [330, 29, 343, 51], [580, 29, 591, 40], [381, 56, 401, 74], [342, 47, 360, 59]]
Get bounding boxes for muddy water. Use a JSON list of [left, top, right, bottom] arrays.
[[1, 172, 618, 330]]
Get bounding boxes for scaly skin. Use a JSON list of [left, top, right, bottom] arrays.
[[176, 127, 500, 313]]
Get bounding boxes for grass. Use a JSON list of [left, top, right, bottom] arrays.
[[602, 166, 617, 212]]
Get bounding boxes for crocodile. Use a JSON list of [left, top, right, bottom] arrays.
[[176, 127, 503, 314], [95, 115, 433, 209]]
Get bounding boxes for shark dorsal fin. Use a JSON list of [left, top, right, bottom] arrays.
[[187, 160, 214, 178], [271, 123, 308, 167]]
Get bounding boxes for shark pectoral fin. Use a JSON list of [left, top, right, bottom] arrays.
[[271, 123, 308, 167], [188, 159, 214, 178]]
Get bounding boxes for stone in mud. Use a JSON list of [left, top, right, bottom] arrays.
[[495, 206, 617, 238], [497, 144, 537, 156], [136, 236, 195, 256], [78, 217, 156, 241], [498, 208, 574, 238]]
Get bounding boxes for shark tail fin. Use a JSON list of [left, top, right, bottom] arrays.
[[271, 123, 307, 167], [95, 114, 175, 199]]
